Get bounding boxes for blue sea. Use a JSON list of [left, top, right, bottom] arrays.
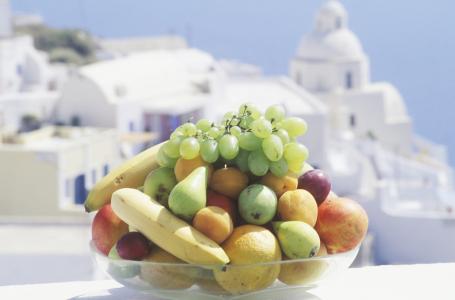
[[13, 0, 455, 165]]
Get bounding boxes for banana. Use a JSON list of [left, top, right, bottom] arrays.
[[111, 188, 230, 265], [84, 142, 163, 212]]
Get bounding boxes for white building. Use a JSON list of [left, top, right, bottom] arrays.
[[97, 35, 187, 59], [0, 0, 63, 131], [290, 0, 412, 154], [57, 49, 217, 143], [290, 0, 455, 264], [0, 126, 120, 219]]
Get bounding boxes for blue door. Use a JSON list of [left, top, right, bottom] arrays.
[[74, 174, 87, 204]]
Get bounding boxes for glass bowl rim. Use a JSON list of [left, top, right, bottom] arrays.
[[90, 240, 360, 268]]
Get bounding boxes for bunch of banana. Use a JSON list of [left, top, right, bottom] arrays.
[[84, 142, 163, 212], [111, 188, 229, 265]]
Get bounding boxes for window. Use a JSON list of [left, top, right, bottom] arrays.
[[336, 17, 342, 29], [103, 164, 109, 176], [350, 114, 356, 128], [345, 72, 353, 89], [74, 174, 87, 205]]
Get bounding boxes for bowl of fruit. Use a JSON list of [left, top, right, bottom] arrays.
[[86, 104, 368, 299]]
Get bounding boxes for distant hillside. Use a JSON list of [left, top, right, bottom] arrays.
[[15, 24, 98, 65]]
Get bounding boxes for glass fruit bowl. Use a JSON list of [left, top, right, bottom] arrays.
[[90, 241, 359, 299]]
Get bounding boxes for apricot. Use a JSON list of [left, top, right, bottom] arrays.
[[209, 167, 248, 199], [174, 156, 213, 182], [278, 189, 318, 227], [261, 172, 298, 198], [192, 206, 233, 244]]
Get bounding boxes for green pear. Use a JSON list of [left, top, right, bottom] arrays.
[[273, 221, 320, 259], [143, 167, 177, 207], [168, 166, 208, 221]]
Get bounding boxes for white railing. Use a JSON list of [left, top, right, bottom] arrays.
[[351, 139, 455, 219]]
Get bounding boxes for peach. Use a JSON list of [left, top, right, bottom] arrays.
[[192, 206, 233, 244], [278, 189, 318, 227], [92, 204, 129, 255], [315, 197, 368, 253], [174, 156, 213, 182], [209, 167, 248, 199], [261, 172, 298, 198], [207, 190, 237, 223]]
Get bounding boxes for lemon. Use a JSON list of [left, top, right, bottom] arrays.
[[213, 225, 282, 294]]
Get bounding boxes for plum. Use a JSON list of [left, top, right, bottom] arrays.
[[298, 170, 331, 205], [116, 232, 151, 260]]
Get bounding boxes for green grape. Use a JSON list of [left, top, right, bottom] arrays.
[[196, 133, 205, 143], [251, 118, 273, 138], [270, 158, 288, 177], [248, 150, 270, 176], [179, 137, 200, 159], [230, 126, 242, 137], [262, 134, 284, 162], [219, 134, 239, 160], [196, 119, 212, 132], [288, 159, 304, 174], [163, 137, 182, 158], [157, 145, 177, 168], [284, 142, 309, 163], [230, 117, 240, 126], [280, 117, 308, 138], [275, 128, 290, 144], [238, 132, 262, 151], [200, 139, 219, 163], [208, 127, 221, 139], [235, 149, 250, 172], [239, 116, 255, 128], [238, 103, 261, 119], [265, 105, 285, 122], [180, 123, 198, 136], [223, 111, 235, 120], [170, 130, 184, 140]]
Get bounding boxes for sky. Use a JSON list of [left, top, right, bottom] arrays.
[[11, 0, 455, 165]]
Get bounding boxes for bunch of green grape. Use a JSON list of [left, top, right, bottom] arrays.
[[158, 104, 309, 177]]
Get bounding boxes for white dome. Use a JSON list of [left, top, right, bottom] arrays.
[[296, 0, 365, 61], [297, 29, 365, 61], [319, 0, 348, 19]]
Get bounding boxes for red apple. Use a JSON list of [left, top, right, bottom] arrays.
[[92, 204, 129, 255], [207, 190, 237, 223], [315, 197, 368, 253]]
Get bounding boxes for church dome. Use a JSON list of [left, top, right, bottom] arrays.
[[297, 29, 365, 61], [297, 0, 366, 61]]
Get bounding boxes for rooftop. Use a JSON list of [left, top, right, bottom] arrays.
[[79, 48, 215, 105], [0, 126, 117, 152], [220, 76, 327, 117]]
